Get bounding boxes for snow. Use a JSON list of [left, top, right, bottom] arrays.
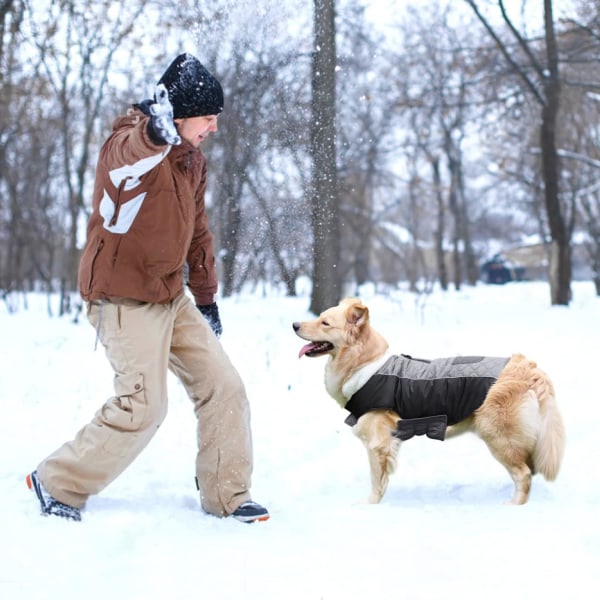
[[1, 281, 599, 599]]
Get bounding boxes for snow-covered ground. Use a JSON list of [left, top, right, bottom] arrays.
[[1, 281, 598, 599]]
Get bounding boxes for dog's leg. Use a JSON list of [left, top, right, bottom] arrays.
[[496, 454, 532, 505], [475, 361, 542, 505], [481, 438, 533, 505], [505, 463, 533, 505], [364, 440, 400, 503], [445, 417, 474, 439], [354, 411, 400, 503]]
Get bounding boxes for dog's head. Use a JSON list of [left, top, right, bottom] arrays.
[[293, 298, 389, 404], [292, 297, 372, 359]]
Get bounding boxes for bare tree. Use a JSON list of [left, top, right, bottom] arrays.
[[465, 0, 572, 304], [335, 0, 400, 292], [1, 0, 33, 299], [210, 51, 288, 297], [389, 4, 482, 290]]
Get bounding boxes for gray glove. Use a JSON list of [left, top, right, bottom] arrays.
[[148, 84, 181, 145]]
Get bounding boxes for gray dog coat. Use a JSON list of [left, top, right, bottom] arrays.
[[344, 354, 509, 441]]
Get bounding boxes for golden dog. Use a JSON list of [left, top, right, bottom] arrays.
[[293, 297, 565, 505]]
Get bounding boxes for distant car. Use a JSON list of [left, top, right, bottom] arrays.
[[481, 255, 525, 284]]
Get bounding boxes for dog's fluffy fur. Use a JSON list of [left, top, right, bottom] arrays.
[[293, 297, 565, 505]]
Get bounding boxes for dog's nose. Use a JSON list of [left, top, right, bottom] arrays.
[[292, 322, 300, 332]]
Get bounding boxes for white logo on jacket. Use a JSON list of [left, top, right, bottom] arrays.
[[100, 148, 171, 234]]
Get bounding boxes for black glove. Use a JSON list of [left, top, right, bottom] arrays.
[[147, 83, 181, 146], [197, 302, 223, 338]]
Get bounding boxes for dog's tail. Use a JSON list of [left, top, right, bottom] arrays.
[[532, 366, 566, 481]]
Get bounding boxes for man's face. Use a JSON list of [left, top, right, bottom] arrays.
[[175, 115, 219, 148]]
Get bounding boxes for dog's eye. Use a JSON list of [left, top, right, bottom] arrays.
[[321, 320, 330, 327]]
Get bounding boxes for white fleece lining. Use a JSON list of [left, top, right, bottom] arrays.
[[342, 352, 392, 400]]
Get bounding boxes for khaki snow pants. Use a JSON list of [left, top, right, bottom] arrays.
[[37, 293, 253, 516]]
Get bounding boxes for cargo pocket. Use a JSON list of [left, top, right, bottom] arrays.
[[99, 372, 147, 457]]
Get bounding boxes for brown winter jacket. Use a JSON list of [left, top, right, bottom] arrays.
[[78, 107, 218, 306]]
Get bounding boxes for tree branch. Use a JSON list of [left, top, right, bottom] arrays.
[[464, 0, 546, 106]]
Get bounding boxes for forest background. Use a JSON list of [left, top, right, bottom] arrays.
[[1, 0, 599, 315]]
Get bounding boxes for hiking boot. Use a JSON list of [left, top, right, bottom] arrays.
[[26, 471, 81, 522], [231, 500, 270, 523]]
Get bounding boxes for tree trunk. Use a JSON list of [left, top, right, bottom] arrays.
[[431, 156, 448, 291], [541, 0, 570, 304], [309, 0, 340, 315], [220, 175, 242, 298]]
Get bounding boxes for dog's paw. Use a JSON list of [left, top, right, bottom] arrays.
[[364, 494, 383, 504], [352, 496, 377, 506]]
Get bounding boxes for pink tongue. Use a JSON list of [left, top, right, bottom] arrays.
[[298, 343, 318, 358]]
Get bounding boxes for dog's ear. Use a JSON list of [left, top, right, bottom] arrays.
[[345, 302, 369, 327]]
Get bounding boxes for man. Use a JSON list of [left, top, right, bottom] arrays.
[[26, 53, 269, 524]]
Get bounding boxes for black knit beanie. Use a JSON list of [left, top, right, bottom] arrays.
[[157, 53, 224, 118]]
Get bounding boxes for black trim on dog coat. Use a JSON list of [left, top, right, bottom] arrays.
[[344, 354, 509, 439]]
